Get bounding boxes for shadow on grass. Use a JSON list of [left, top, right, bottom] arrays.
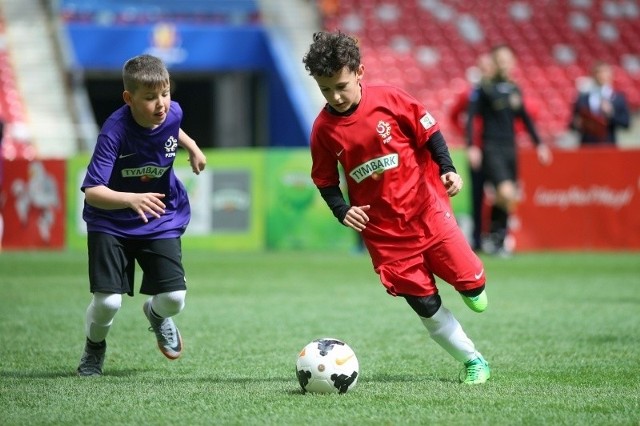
[[367, 372, 457, 384], [0, 368, 149, 379], [0, 370, 298, 382], [0, 371, 459, 388]]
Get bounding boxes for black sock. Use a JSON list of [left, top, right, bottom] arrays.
[[490, 205, 509, 245], [86, 338, 106, 349], [460, 284, 485, 298], [490, 206, 508, 232], [150, 306, 163, 319]]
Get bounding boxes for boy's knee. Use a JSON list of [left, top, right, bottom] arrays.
[[152, 290, 186, 317], [404, 293, 442, 318], [93, 292, 123, 315]]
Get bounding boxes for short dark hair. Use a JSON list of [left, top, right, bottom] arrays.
[[122, 54, 170, 93], [302, 31, 361, 77], [591, 60, 610, 72]]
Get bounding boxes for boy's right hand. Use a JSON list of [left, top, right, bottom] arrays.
[[128, 192, 166, 223]]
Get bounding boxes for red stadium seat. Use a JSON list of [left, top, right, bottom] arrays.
[[320, 0, 640, 146], [0, 17, 34, 159]]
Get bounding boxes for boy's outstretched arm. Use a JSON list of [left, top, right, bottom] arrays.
[[178, 128, 207, 174]]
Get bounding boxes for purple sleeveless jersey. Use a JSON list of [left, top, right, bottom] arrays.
[[82, 101, 190, 238]]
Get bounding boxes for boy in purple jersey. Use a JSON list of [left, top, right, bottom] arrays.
[[303, 31, 490, 384], [77, 54, 206, 377]]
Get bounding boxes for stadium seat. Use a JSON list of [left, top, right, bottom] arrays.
[[0, 19, 34, 159], [318, 0, 640, 145]]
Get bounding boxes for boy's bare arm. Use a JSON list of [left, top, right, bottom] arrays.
[[178, 128, 207, 174]]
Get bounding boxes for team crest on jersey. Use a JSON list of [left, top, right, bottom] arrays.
[[377, 120, 392, 144], [349, 153, 399, 183], [165, 135, 178, 158], [420, 112, 436, 130]]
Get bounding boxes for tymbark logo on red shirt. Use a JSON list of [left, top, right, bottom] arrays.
[[348, 153, 399, 183]]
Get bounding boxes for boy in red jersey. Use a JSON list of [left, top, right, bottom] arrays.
[[303, 31, 490, 384]]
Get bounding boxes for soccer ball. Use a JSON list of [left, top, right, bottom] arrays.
[[296, 338, 359, 394]]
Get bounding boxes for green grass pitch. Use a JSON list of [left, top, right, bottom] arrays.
[[1, 250, 639, 425]]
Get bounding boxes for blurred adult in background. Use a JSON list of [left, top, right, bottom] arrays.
[[466, 44, 551, 256], [569, 61, 630, 145], [449, 53, 495, 251]]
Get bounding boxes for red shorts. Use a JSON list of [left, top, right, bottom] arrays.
[[374, 225, 485, 297]]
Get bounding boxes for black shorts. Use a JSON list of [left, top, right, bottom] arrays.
[[87, 232, 186, 297], [482, 146, 517, 186]]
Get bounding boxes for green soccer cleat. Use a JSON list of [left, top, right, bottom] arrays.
[[461, 290, 488, 313], [460, 355, 491, 385]]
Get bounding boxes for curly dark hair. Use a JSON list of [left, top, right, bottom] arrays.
[[302, 31, 361, 77]]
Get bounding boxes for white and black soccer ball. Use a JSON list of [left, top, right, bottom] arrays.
[[296, 338, 359, 394]]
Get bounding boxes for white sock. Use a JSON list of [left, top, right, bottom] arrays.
[[420, 305, 478, 363], [149, 290, 186, 318], [85, 292, 122, 343]]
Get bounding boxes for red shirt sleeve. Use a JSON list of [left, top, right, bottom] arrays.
[[310, 113, 341, 189]]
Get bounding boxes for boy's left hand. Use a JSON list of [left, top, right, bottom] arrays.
[[441, 172, 463, 197], [188, 150, 207, 175]]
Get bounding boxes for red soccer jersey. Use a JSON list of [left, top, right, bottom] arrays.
[[311, 82, 454, 266]]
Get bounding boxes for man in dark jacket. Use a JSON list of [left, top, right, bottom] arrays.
[[570, 61, 630, 145]]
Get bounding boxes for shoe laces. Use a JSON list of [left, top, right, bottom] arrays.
[[79, 349, 104, 375], [460, 358, 487, 382], [149, 319, 178, 346], [466, 361, 485, 380], [81, 352, 100, 365]]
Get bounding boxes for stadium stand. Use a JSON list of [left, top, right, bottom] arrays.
[[0, 17, 34, 160], [0, 0, 264, 161], [3, 0, 638, 156], [1, 0, 84, 159], [319, 0, 640, 146]]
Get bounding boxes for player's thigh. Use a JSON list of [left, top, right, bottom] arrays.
[[424, 227, 485, 293], [87, 232, 135, 295], [375, 254, 437, 298], [135, 238, 187, 295]]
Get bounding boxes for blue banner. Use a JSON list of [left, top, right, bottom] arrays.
[[66, 24, 270, 71]]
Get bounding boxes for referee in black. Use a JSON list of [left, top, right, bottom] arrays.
[[466, 44, 551, 256]]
